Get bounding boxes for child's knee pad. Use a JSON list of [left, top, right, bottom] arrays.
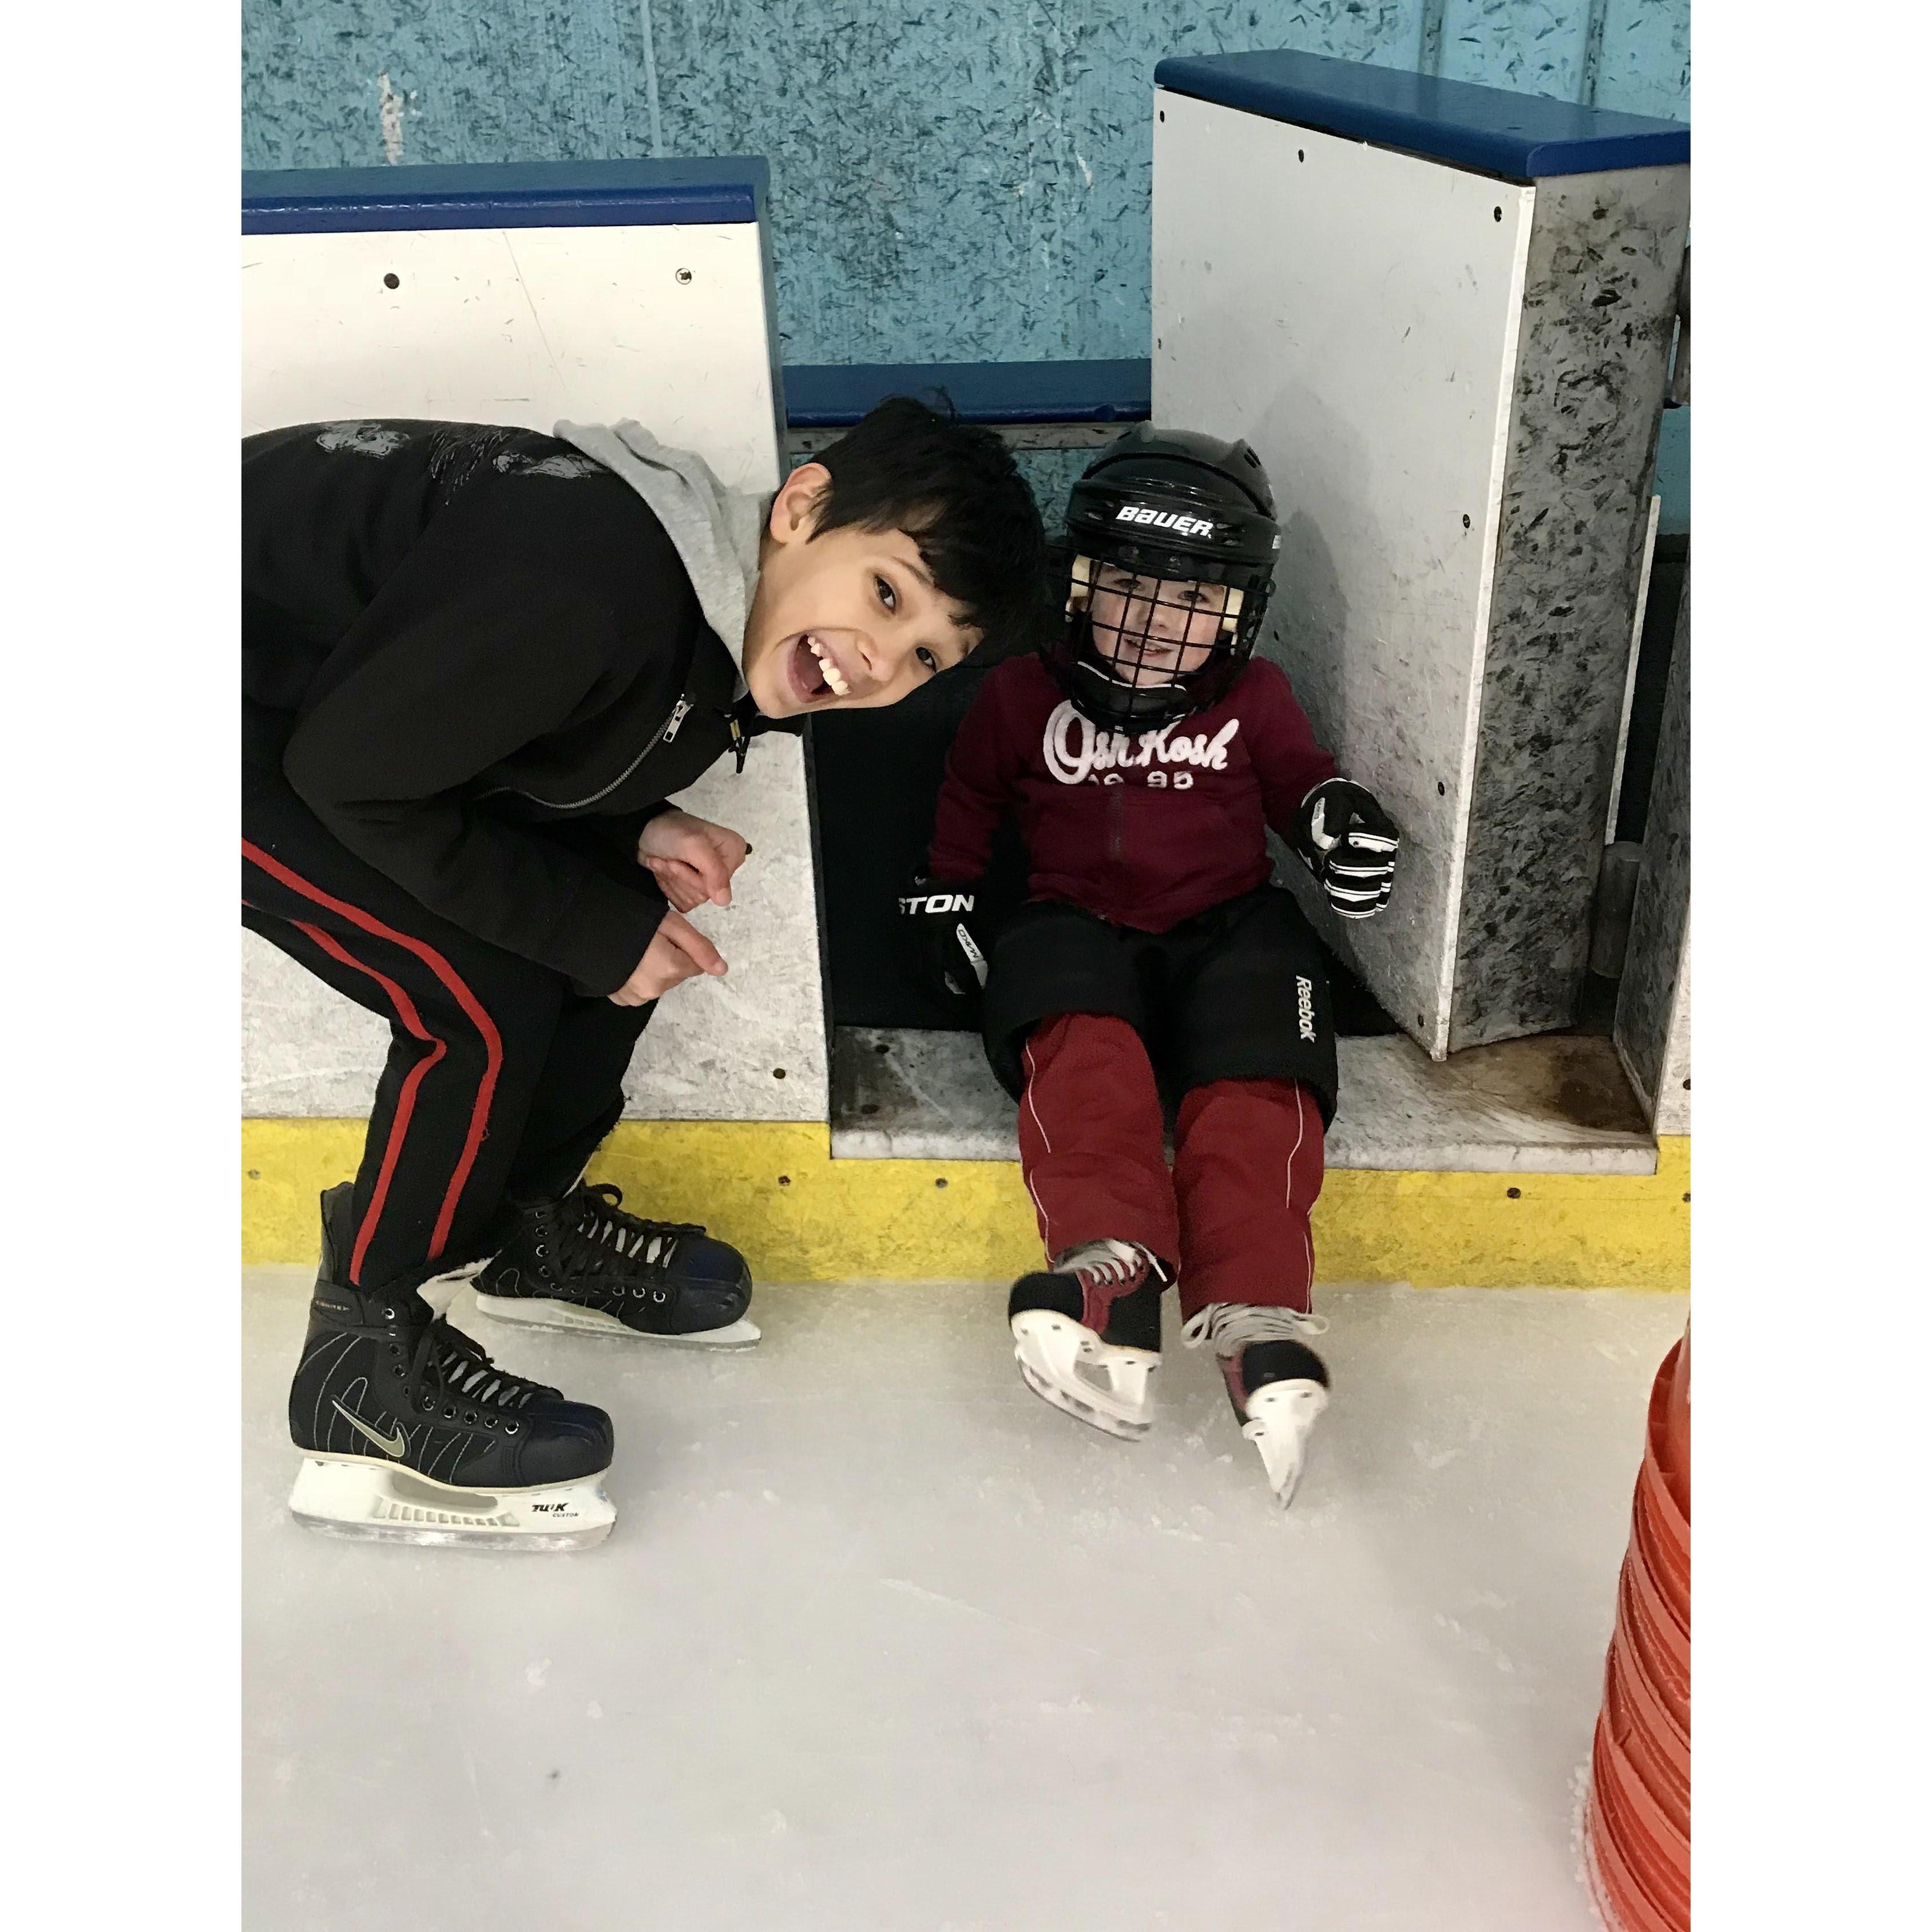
[[981, 900, 1146, 1100]]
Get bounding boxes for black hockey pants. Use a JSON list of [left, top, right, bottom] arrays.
[[243, 766, 656, 1292]]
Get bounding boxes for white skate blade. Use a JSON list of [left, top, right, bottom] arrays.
[[1010, 1308, 1157, 1439], [471, 1292, 760, 1350], [288, 1456, 616, 1552], [1241, 1379, 1329, 1509]]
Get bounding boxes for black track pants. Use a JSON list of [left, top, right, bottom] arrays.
[[243, 768, 655, 1292]]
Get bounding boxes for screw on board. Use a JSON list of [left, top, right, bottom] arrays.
[[1506, 1187, 1522, 1199], [1462, 513, 1471, 529], [1493, 207, 1503, 221], [383, 273, 400, 289], [675, 268, 694, 285], [1437, 781, 1447, 796]]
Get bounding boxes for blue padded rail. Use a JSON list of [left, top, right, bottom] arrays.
[[243, 158, 766, 235], [1155, 50, 1688, 180], [784, 360, 1152, 429]]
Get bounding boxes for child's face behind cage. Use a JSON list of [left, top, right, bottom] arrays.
[[1087, 565, 1231, 687]]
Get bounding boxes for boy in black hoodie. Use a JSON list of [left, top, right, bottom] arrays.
[[245, 399, 1046, 1549]]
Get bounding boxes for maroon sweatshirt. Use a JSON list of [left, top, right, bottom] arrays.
[[927, 652, 1337, 934]]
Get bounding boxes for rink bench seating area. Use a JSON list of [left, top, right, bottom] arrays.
[[831, 1027, 1660, 1176]]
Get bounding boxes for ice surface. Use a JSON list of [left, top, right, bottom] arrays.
[[243, 1268, 1684, 1931]]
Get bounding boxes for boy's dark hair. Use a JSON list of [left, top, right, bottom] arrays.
[[807, 396, 1052, 660]]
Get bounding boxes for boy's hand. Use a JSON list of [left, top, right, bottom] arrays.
[[637, 810, 751, 913], [898, 876, 989, 1006], [609, 910, 729, 1006], [1293, 779, 1401, 920]]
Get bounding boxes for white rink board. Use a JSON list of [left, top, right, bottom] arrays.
[[243, 209, 828, 1122], [242, 222, 783, 493], [1152, 91, 1534, 1058]]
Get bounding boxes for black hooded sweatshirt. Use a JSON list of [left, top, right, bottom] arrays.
[[243, 419, 762, 996]]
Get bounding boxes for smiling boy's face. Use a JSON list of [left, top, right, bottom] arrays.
[[740, 463, 982, 717], [1084, 562, 1231, 685]]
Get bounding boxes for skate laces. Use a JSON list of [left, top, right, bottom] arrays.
[[1181, 1302, 1329, 1355], [566, 1183, 702, 1275], [1054, 1238, 1167, 1288], [424, 1321, 542, 1411]]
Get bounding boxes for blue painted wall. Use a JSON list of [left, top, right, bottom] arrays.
[[243, 2, 1687, 364]]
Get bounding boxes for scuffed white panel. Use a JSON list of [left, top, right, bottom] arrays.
[[613, 732, 827, 1121], [242, 933, 391, 1118], [1652, 934, 1689, 1137], [1152, 90, 1533, 1057], [241, 223, 783, 493]]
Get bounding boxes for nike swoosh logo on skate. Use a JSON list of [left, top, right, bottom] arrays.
[[332, 1401, 406, 1458]]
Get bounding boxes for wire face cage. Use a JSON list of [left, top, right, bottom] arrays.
[[1060, 556, 1255, 731], [1045, 427, 1282, 733]]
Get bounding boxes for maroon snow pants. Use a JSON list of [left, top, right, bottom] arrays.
[[1017, 1012, 1325, 1320]]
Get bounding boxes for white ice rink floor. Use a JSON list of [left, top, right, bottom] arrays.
[[243, 1267, 1687, 1932]]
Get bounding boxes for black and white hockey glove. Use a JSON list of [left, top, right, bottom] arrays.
[[1292, 779, 1401, 920], [898, 876, 989, 1006]]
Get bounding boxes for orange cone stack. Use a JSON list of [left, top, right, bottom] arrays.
[[1585, 1330, 1691, 1932]]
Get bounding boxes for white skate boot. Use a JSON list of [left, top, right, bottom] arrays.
[[1007, 1239, 1167, 1439], [1183, 1302, 1331, 1508]]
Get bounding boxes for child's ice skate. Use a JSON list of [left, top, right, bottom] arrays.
[[288, 1185, 617, 1551], [1183, 1302, 1331, 1509], [474, 1181, 758, 1348], [1008, 1239, 1166, 1439]]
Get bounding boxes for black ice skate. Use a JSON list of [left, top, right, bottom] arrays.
[[472, 1181, 758, 1348], [287, 1185, 617, 1551], [1182, 1303, 1331, 1509], [1008, 1239, 1166, 1439]]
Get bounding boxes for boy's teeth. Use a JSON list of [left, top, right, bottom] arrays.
[[806, 635, 850, 697]]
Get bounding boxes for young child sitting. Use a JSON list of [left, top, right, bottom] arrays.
[[900, 427, 1399, 1507]]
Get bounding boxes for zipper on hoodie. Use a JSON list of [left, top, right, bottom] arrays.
[[660, 697, 692, 745]]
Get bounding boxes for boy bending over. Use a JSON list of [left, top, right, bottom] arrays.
[[247, 400, 1044, 1548]]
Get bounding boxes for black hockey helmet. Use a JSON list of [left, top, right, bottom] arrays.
[[1045, 425, 1281, 732]]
